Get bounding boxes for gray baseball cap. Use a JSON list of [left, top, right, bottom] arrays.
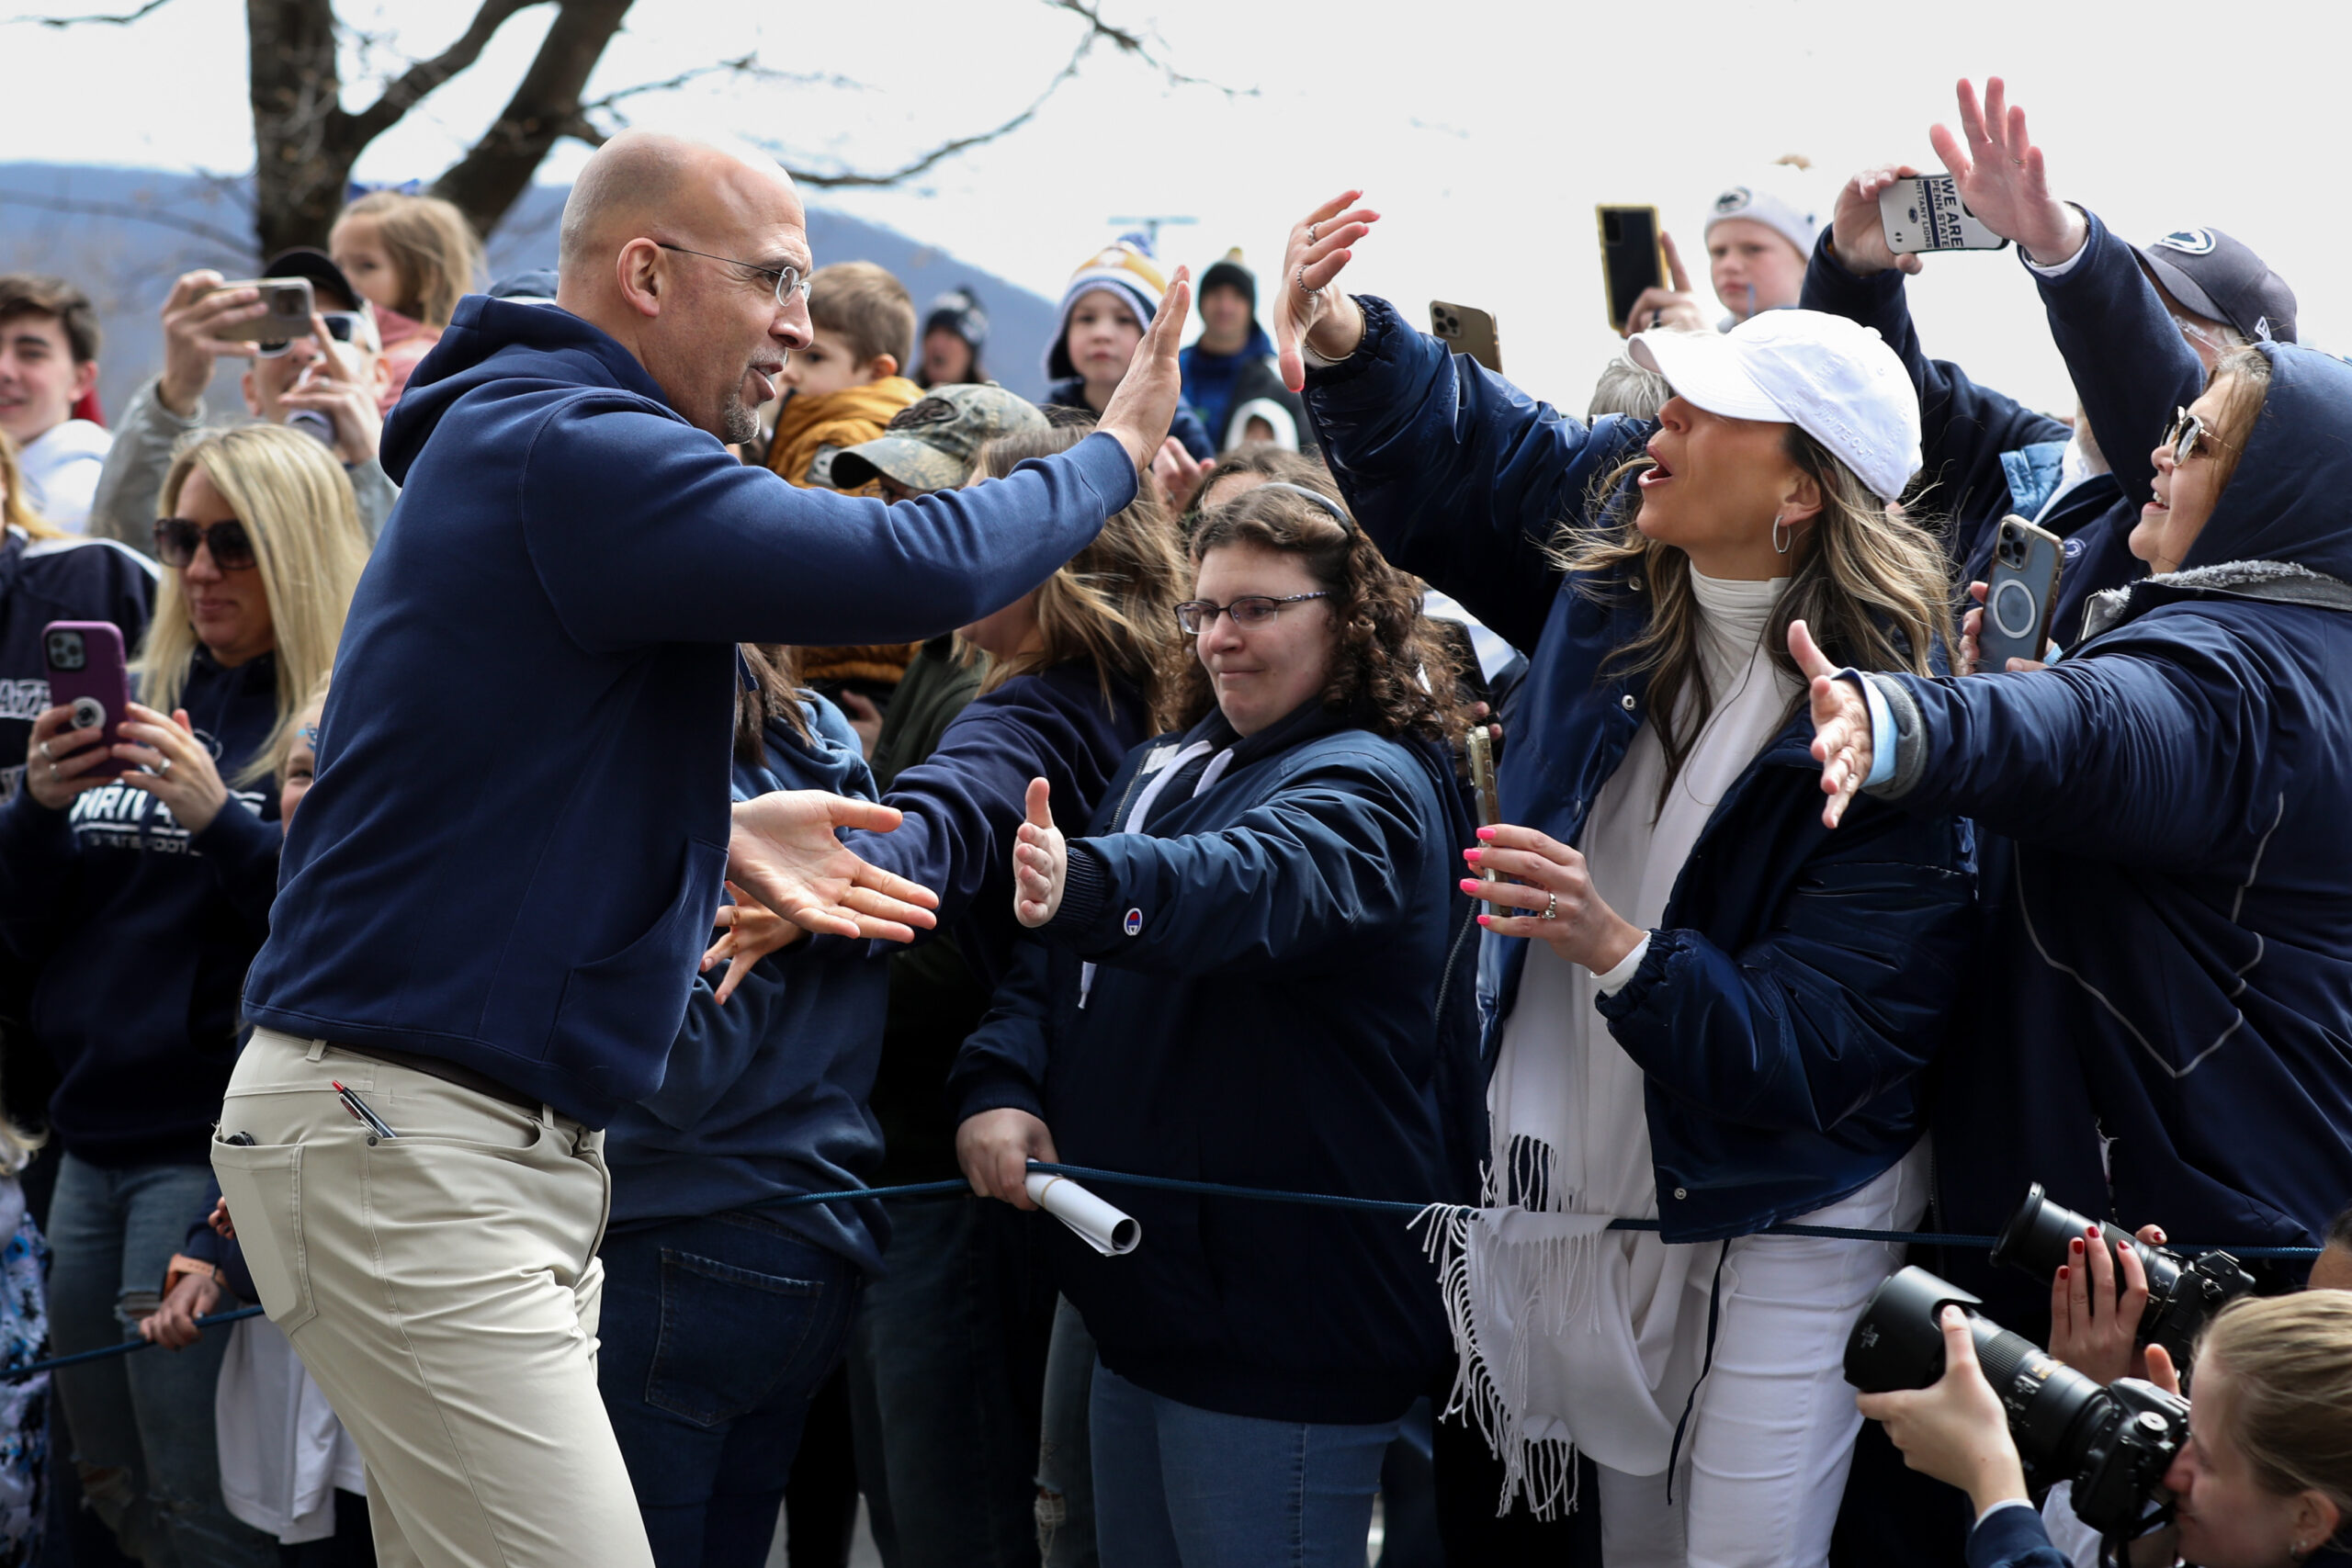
[[828, 383, 1047, 493], [2133, 227, 2297, 345]]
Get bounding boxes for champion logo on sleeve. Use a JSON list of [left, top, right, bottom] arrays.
[[1124, 908, 1143, 937]]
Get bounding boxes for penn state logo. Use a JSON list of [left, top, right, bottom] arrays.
[[1124, 908, 1143, 937], [2154, 229, 2218, 256], [1713, 186, 1752, 215]]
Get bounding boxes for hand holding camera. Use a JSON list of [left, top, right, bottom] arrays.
[[275, 311, 383, 466], [112, 703, 231, 834], [23, 704, 115, 812], [1830, 165, 1932, 279], [1854, 1303, 2033, 1517], [2048, 1217, 2169, 1387], [157, 270, 267, 418]]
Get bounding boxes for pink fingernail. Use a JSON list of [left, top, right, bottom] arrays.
[[1476, 914, 1492, 927], [1464, 848, 1482, 863], [1476, 827, 1497, 841], [1458, 878, 1481, 894]]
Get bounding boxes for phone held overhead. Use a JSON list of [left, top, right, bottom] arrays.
[[1878, 175, 2008, 254], [1597, 204, 1666, 332], [1429, 300, 1501, 373], [201, 276, 317, 346]]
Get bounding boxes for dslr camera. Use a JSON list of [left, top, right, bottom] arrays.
[[1848, 1266, 2188, 1538], [1993, 1182, 2255, 1371]]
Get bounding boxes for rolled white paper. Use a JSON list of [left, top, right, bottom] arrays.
[[1024, 1172, 1141, 1256]]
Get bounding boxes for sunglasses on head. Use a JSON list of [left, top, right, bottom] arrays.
[[153, 517, 257, 570]]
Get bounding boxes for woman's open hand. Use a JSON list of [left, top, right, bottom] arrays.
[[1464, 823, 1645, 974], [1012, 778, 1068, 929], [1856, 1306, 2031, 1516], [1275, 190, 1380, 392], [1929, 77, 2086, 266], [1792, 620, 1872, 828]]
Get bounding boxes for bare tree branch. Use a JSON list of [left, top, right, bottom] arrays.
[[1041, 0, 1253, 97], [0, 188, 252, 254], [7, 0, 175, 28], [578, 55, 864, 117], [430, 0, 634, 238], [343, 0, 545, 148]]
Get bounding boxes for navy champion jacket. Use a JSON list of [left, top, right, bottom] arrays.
[[245, 296, 1137, 1125], [951, 706, 1484, 1426], [1862, 341, 2352, 1326], [1305, 295, 1976, 1243]]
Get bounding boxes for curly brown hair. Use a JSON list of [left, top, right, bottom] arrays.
[[1175, 479, 1467, 745]]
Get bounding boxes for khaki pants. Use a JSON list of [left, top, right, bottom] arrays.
[[211, 1027, 654, 1568]]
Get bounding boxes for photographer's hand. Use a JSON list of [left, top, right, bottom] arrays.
[[157, 271, 265, 418], [23, 705, 116, 812], [2049, 1222, 2162, 1385], [1960, 582, 2051, 675], [1857, 1306, 2031, 1517], [1929, 77, 2086, 267], [1830, 165, 1928, 279], [1791, 620, 1872, 829], [276, 313, 383, 465], [1275, 190, 1380, 391], [1622, 232, 1709, 335], [113, 705, 230, 833]]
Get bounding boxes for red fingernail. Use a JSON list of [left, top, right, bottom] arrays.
[[1476, 827, 1497, 840], [2071, 1238, 2083, 1254]]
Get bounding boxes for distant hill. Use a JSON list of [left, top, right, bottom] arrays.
[[0, 163, 1059, 419]]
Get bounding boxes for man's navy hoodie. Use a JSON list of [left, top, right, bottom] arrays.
[[0, 649, 281, 1165], [243, 296, 1137, 1125], [605, 696, 893, 1274]]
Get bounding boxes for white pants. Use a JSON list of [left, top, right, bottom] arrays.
[[212, 1029, 653, 1568], [1594, 1142, 1928, 1568]]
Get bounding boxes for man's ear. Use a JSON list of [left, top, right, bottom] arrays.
[[616, 240, 664, 321], [240, 367, 263, 418], [366, 351, 391, 395]]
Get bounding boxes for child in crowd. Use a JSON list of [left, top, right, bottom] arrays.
[[765, 260, 926, 719], [328, 191, 483, 411], [1043, 236, 1216, 461]]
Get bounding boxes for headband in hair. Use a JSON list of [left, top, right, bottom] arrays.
[[1254, 480, 1354, 531]]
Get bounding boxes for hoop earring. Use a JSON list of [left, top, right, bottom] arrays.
[[1771, 513, 1792, 554]]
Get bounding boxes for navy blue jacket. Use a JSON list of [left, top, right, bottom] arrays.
[[605, 697, 893, 1272], [245, 295, 1138, 1126], [951, 707, 1484, 1426], [1306, 295, 1976, 1243], [1864, 342, 2352, 1325], [1801, 213, 2202, 648], [0, 649, 282, 1166]]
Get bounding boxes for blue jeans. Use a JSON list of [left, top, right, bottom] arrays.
[[845, 1197, 1056, 1568], [1036, 1297, 1097, 1568], [46, 1153, 277, 1568], [597, 1212, 861, 1568], [1089, 1362, 1405, 1568]]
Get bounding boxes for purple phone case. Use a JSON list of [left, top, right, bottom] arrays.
[[41, 621, 131, 779]]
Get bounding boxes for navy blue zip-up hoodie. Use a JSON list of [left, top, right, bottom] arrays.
[[952, 705, 1485, 1426], [1863, 341, 2352, 1326], [243, 296, 1137, 1125], [1305, 296, 1976, 1242], [0, 648, 281, 1165], [604, 696, 893, 1272]]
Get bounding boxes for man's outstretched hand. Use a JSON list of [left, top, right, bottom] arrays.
[[1098, 266, 1193, 475], [726, 792, 940, 943]]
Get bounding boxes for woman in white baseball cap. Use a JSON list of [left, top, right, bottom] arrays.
[[1272, 191, 1972, 1567]]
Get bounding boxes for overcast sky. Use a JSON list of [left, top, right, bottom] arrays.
[[5, 0, 2329, 420]]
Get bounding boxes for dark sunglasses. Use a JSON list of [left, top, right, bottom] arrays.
[[153, 517, 257, 570], [2160, 406, 2238, 467]]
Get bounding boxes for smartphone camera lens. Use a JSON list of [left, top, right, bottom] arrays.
[[46, 632, 83, 671]]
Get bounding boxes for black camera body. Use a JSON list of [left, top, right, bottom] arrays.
[[1847, 1267, 2190, 1537], [1992, 1182, 2256, 1371]]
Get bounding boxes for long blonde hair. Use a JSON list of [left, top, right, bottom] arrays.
[[145, 425, 370, 784], [978, 425, 1188, 728], [1556, 428, 1951, 807], [336, 191, 483, 329], [0, 429, 62, 541], [2200, 1293, 2352, 1544]]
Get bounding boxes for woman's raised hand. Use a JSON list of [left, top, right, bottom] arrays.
[[1275, 190, 1381, 392], [2047, 1222, 2163, 1386], [1792, 619, 1872, 829], [1831, 165, 1928, 279], [1462, 824, 1645, 975], [1928, 76, 2086, 266], [1012, 777, 1069, 929], [1960, 581, 2051, 675]]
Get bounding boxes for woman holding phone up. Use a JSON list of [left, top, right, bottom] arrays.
[[0, 424, 367, 1568], [1272, 193, 1974, 1566]]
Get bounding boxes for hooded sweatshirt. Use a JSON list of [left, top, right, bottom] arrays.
[[243, 295, 1138, 1126], [604, 696, 893, 1272], [0, 648, 283, 1165], [1860, 342, 2352, 1324]]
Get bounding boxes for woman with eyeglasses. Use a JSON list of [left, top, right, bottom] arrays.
[[0, 423, 367, 1568], [1807, 339, 2352, 1348], [944, 476, 1485, 1566]]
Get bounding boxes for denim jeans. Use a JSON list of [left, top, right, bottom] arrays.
[[597, 1212, 861, 1568], [845, 1198, 1055, 1568], [46, 1153, 277, 1568], [1035, 1298, 1097, 1568], [1088, 1363, 1405, 1568]]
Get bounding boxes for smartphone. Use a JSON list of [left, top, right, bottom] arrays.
[[1878, 176, 2009, 254], [204, 277, 316, 344], [1980, 518, 2064, 671], [1597, 205, 1666, 332], [1466, 726, 1502, 914], [41, 621, 131, 779], [1430, 301, 1502, 373]]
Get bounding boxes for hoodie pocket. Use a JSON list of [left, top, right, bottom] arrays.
[[546, 836, 728, 1084], [209, 1136, 318, 1335]]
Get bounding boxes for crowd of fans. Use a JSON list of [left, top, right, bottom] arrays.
[[0, 70, 2348, 1568]]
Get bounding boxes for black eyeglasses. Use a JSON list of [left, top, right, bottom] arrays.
[[1174, 592, 1329, 635], [153, 518, 257, 571], [2161, 406, 2239, 467], [657, 243, 811, 309]]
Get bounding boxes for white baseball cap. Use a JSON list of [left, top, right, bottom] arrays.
[[1627, 311, 1922, 502]]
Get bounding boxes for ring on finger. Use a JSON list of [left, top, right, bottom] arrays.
[[1295, 264, 1314, 295], [1307, 221, 1320, 244], [156, 756, 174, 778], [36, 741, 52, 761], [1541, 891, 1559, 921]]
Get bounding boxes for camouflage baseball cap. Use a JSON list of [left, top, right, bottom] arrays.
[[827, 383, 1048, 493]]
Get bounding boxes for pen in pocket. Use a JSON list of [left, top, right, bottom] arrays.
[[330, 1081, 398, 1140]]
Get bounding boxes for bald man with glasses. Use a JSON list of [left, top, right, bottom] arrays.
[[216, 129, 1191, 1568]]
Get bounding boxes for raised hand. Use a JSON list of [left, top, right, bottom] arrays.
[[701, 880, 808, 1004], [1831, 165, 1928, 279], [275, 312, 384, 464], [22, 704, 116, 812], [2048, 1221, 2163, 1386], [1097, 266, 1193, 474], [1792, 620, 1872, 829], [1960, 581, 2051, 675], [157, 271, 266, 417], [1928, 76, 2085, 266], [1622, 231, 1710, 335], [1275, 190, 1380, 392], [1012, 777, 1069, 929], [1151, 435, 1207, 515], [727, 791, 941, 942]]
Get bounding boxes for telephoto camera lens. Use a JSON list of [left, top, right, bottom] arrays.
[[1991, 1182, 2254, 1373], [1847, 1267, 2190, 1539]]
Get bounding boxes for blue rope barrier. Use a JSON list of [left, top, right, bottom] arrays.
[[4, 1305, 266, 1382]]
